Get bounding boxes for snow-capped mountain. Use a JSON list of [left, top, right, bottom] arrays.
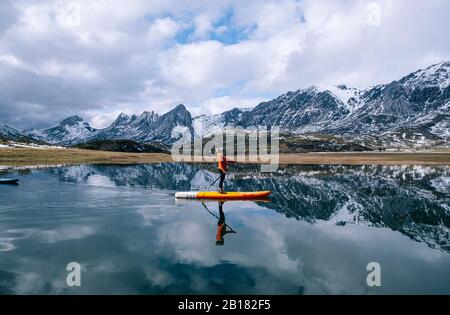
[[24, 115, 97, 145], [324, 61, 450, 137], [142, 104, 193, 144], [22, 105, 193, 146], [193, 107, 251, 137], [92, 111, 159, 142], [13, 61, 450, 147], [198, 61, 449, 140], [193, 86, 358, 136], [0, 125, 40, 143], [244, 86, 351, 134], [89, 104, 193, 145]]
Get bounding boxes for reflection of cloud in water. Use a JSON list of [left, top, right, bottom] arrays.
[[0, 229, 35, 252], [259, 215, 450, 294], [146, 201, 450, 294], [158, 221, 217, 265], [13, 272, 42, 294], [36, 225, 98, 244], [0, 225, 97, 253], [135, 200, 306, 292], [86, 174, 116, 188], [0, 240, 15, 251], [7, 259, 75, 295]]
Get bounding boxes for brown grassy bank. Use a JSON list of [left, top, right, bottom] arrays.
[[1, 148, 449, 166], [0, 148, 173, 166]]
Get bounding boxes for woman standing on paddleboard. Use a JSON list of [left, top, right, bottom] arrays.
[[216, 148, 236, 194]]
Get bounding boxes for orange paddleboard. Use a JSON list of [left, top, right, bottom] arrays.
[[175, 191, 271, 200]]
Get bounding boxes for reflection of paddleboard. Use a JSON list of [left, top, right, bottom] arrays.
[[0, 178, 19, 184], [175, 197, 270, 204], [175, 191, 271, 200]]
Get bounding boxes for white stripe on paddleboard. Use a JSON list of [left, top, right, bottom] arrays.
[[175, 192, 198, 199]]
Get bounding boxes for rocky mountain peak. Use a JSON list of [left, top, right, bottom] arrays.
[[399, 60, 450, 89], [113, 113, 131, 125], [59, 115, 85, 126], [173, 104, 187, 111], [336, 84, 348, 90], [139, 111, 159, 122]]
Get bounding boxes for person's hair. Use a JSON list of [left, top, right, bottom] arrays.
[[216, 147, 223, 154], [216, 240, 224, 246]]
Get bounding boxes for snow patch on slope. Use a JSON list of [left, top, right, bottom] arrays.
[[403, 61, 450, 90], [430, 177, 450, 195]]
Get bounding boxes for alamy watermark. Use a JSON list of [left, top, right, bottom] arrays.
[[54, 0, 81, 27], [170, 125, 280, 172], [366, 2, 382, 27], [66, 262, 81, 287], [366, 262, 381, 287]]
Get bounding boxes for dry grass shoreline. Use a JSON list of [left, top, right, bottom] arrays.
[[0, 147, 449, 167]]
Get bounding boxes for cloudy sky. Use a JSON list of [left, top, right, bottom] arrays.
[[0, 0, 449, 130]]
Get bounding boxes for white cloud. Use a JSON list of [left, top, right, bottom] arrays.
[[192, 14, 214, 40], [161, 41, 224, 88], [146, 17, 181, 43], [0, 54, 29, 70], [39, 60, 100, 81]]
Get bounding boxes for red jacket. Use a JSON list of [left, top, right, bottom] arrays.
[[217, 153, 228, 172]]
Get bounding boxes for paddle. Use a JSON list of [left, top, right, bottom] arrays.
[[207, 175, 221, 190], [201, 201, 236, 233]]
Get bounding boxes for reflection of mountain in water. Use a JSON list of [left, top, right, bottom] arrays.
[[50, 163, 450, 252], [234, 165, 450, 253]]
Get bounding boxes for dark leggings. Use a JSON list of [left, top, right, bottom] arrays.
[[218, 202, 225, 226], [218, 170, 226, 190]]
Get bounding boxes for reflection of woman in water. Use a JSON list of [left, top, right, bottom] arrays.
[[215, 201, 236, 246]]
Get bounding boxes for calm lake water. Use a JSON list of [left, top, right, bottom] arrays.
[[0, 163, 449, 294]]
